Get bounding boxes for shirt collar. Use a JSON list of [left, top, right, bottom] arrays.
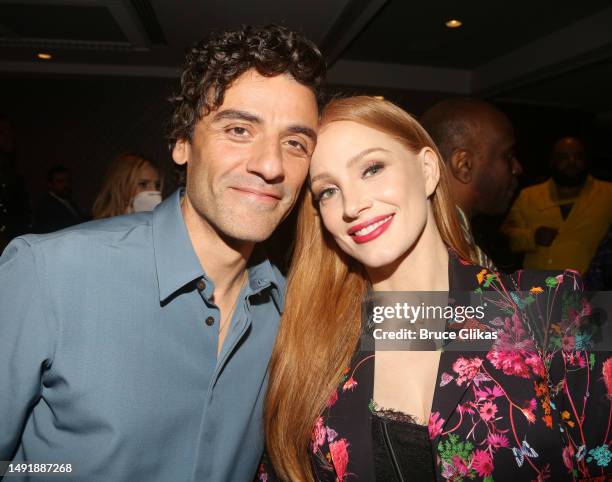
[[152, 189, 205, 302], [545, 175, 594, 207], [152, 189, 284, 309]]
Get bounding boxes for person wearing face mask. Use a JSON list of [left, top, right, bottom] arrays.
[[502, 137, 612, 274], [258, 98, 610, 482], [92, 152, 163, 219]]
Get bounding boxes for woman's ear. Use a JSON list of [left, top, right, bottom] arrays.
[[419, 147, 440, 197]]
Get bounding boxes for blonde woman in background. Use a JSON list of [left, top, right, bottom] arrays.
[[93, 152, 163, 219]]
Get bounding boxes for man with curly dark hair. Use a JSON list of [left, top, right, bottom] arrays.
[[0, 25, 325, 481]]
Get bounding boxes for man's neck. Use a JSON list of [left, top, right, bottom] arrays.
[[554, 182, 584, 201], [181, 195, 253, 295]]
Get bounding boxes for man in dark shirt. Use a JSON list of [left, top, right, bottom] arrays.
[[33, 165, 83, 233]]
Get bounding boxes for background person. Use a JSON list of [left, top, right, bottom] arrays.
[[420, 98, 522, 270], [502, 136, 612, 273], [32, 165, 84, 233], [92, 152, 163, 219]]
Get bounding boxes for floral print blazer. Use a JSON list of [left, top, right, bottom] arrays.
[[259, 253, 611, 481]]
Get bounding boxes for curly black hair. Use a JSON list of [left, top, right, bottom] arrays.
[[167, 24, 326, 147]]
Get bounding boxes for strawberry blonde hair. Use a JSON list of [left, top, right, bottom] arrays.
[[264, 96, 474, 481]]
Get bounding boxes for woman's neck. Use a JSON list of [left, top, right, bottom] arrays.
[[367, 213, 449, 292]]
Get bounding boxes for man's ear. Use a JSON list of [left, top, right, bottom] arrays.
[[420, 147, 441, 197], [450, 149, 472, 184], [172, 138, 190, 166]]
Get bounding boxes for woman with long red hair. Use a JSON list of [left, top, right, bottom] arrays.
[[261, 97, 610, 481]]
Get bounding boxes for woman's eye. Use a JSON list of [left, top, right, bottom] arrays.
[[364, 163, 384, 177], [138, 181, 148, 189], [317, 187, 337, 201]]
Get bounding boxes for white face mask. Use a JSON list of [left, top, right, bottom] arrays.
[[131, 191, 162, 213]]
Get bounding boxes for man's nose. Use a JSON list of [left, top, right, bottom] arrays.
[[246, 139, 285, 183]]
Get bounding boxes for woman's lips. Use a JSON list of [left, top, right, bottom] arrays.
[[348, 214, 395, 244]]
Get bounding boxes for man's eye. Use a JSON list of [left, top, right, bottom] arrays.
[[363, 162, 384, 177], [287, 139, 307, 153], [228, 126, 249, 136]]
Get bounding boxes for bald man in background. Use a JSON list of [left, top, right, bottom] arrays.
[[421, 98, 522, 270], [502, 136, 612, 273]]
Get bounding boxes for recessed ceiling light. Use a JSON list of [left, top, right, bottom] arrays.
[[37, 53, 52, 60], [445, 19, 462, 28]]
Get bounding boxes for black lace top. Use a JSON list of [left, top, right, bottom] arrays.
[[371, 409, 436, 481]]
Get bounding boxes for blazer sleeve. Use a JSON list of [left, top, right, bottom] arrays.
[[0, 237, 56, 460], [520, 269, 612, 477]]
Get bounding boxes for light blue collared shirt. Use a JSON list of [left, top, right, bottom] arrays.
[[0, 190, 285, 481]]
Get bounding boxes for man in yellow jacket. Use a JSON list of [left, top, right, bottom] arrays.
[[502, 137, 612, 274]]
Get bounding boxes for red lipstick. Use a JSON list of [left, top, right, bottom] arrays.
[[348, 213, 395, 244]]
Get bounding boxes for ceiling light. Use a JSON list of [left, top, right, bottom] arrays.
[[445, 19, 462, 28], [37, 53, 52, 60]]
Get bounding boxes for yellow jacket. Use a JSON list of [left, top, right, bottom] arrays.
[[501, 176, 612, 273]]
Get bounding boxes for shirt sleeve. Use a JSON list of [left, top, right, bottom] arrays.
[[0, 237, 56, 460], [501, 193, 537, 253]]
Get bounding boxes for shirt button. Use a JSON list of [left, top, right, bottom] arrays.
[[197, 279, 206, 291], [205, 316, 215, 326]]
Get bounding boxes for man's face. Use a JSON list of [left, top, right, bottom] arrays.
[[49, 172, 71, 199], [173, 70, 318, 243], [551, 137, 588, 187], [472, 112, 521, 214]]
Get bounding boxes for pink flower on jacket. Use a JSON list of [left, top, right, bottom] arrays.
[[487, 349, 543, 379], [327, 390, 339, 407], [428, 411, 445, 440], [342, 377, 358, 392], [452, 357, 483, 385], [479, 401, 498, 421], [451, 455, 469, 476], [521, 398, 537, 423], [329, 439, 350, 481], [312, 417, 326, 453], [603, 357, 612, 398], [562, 444, 575, 470], [562, 336, 575, 352], [472, 449, 494, 476], [475, 384, 503, 400], [486, 432, 509, 449]]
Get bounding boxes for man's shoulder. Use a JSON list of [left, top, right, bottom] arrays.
[[591, 176, 612, 194], [13, 212, 154, 264]]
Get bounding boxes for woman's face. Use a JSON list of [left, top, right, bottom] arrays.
[[309, 121, 439, 269], [134, 163, 161, 195]]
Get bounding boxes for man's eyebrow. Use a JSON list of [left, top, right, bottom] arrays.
[[211, 109, 262, 124], [311, 147, 390, 185], [287, 125, 317, 142]]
